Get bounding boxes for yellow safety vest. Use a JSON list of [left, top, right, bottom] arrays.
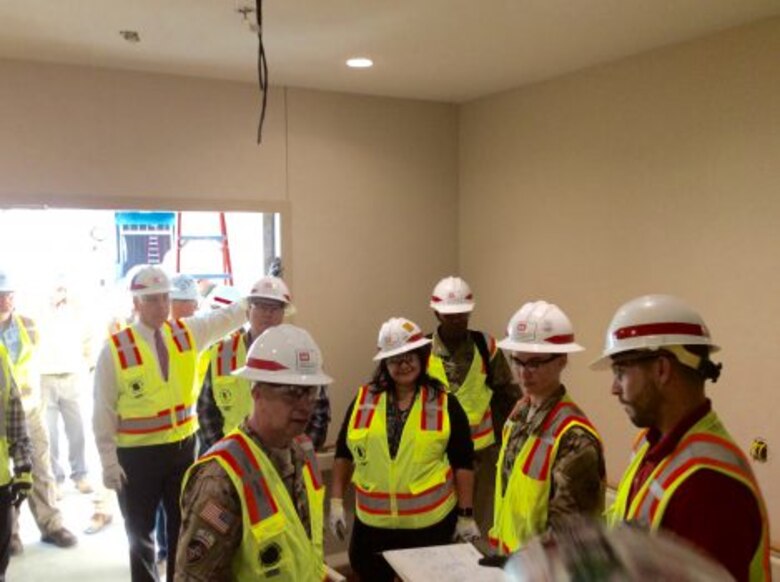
[[4, 314, 38, 411], [347, 384, 457, 529], [186, 428, 326, 581], [427, 334, 495, 450], [608, 410, 770, 581], [110, 320, 199, 447], [489, 394, 600, 555], [208, 331, 252, 433], [0, 345, 13, 486]]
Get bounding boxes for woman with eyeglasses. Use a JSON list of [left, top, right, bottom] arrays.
[[329, 317, 477, 581], [488, 301, 605, 559]]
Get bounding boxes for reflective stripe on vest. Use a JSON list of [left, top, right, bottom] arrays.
[[293, 434, 323, 490], [420, 387, 445, 432], [356, 468, 455, 516], [202, 434, 279, 525], [355, 386, 444, 433], [0, 350, 9, 486], [112, 328, 143, 370], [522, 402, 594, 480], [471, 408, 493, 442], [630, 433, 755, 527], [216, 333, 242, 376], [166, 320, 193, 353], [352, 389, 381, 429], [118, 403, 195, 435]]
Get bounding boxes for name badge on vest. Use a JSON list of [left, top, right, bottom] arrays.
[[128, 375, 146, 398], [259, 541, 283, 577], [353, 444, 368, 466], [216, 387, 235, 408]]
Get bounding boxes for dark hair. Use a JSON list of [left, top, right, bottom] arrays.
[[368, 345, 445, 398]]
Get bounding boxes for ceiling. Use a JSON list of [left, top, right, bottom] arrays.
[[1, 1, 778, 103]]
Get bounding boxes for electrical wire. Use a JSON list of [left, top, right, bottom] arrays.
[[255, 0, 269, 144]]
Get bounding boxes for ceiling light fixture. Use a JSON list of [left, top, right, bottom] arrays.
[[346, 58, 373, 69]]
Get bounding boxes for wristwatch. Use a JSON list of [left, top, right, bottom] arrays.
[[457, 507, 474, 518]]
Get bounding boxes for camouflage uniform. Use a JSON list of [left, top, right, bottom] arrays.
[[174, 421, 312, 581], [430, 330, 520, 535], [501, 386, 605, 532]]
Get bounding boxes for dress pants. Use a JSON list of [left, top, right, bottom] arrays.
[[43, 373, 88, 482], [117, 436, 195, 582]]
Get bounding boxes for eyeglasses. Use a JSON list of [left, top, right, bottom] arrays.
[[263, 384, 317, 402], [249, 298, 284, 312], [509, 353, 561, 371], [386, 352, 416, 367]]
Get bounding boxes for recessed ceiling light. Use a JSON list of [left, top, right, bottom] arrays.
[[346, 58, 373, 69]]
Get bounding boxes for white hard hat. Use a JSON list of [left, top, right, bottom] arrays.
[[205, 285, 243, 309], [430, 276, 475, 314], [249, 276, 292, 305], [128, 265, 173, 297], [233, 323, 333, 386], [374, 317, 432, 361], [498, 301, 584, 354], [0, 270, 15, 293], [170, 274, 199, 301], [591, 294, 719, 369]]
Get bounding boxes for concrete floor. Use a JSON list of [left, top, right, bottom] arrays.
[[8, 482, 129, 581]]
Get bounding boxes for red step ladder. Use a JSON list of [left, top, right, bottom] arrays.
[[175, 212, 234, 285]]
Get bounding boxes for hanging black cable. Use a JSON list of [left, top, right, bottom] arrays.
[[255, 0, 269, 144]]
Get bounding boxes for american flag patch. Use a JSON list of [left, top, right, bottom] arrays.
[[199, 500, 235, 534]]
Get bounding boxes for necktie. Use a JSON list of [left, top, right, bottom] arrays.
[[154, 328, 169, 381]]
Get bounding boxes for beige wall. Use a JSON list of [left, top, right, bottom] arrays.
[[0, 59, 459, 444], [460, 17, 780, 543]]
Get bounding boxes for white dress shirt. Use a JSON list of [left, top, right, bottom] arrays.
[[93, 300, 248, 471]]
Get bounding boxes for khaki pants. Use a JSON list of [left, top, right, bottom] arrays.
[[473, 444, 498, 535], [13, 404, 63, 536]]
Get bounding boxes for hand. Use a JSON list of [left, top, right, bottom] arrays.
[[103, 463, 127, 491], [11, 471, 32, 507], [453, 516, 481, 542], [329, 498, 348, 540]]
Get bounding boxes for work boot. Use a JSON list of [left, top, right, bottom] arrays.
[[74, 478, 94, 494], [9, 533, 23, 556], [41, 527, 78, 548]]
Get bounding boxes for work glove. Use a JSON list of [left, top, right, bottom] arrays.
[[453, 516, 481, 542], [329, 498, 348, 540], [11, 470, 33, 508], [102, 463, 127, 492]]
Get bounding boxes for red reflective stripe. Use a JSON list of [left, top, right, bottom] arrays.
[[231, 334, 240, 371], [545, 334, 574, 344], [246, 357, 288, 371], [354, 388, 370, 429], [397, 494, 450, 515], [431, 296, 443, 303], [213, 296, 232, 305], [364, 392, 379, 428], [112, 334, 128, 369], [118, 410, 173, 434], [234, 434, 278, 522], [207, 448, 261, 523], [407, 333, 424, 343], [216, 339, 226, 376], [471, 425, 493, 440], [123, 328, 142, 368], [522, 438, 543, 475], [613, 322, 707, 340], [167, 321, 184, 352]]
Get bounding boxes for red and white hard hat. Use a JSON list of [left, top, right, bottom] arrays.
[[205, 285, 243, 309], [498, 301, 584, 354], [591, 294, 719, 369], [374, 317, 432, 361], [430, 276, 475, 314], [249, 276, 292, 305], [128, 265, 173, 297], [0, 270, 15, 293], [233, 323, 333, 385]]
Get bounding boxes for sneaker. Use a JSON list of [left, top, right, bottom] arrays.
[[9, 533, 23, 556], [41, 527, 78, 548], [84, 512, 113, 534], [74, 478, 94, 494], [156, 558, 167, 579]]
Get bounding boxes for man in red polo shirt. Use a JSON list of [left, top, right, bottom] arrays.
[[593, 294, 770, 582]]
